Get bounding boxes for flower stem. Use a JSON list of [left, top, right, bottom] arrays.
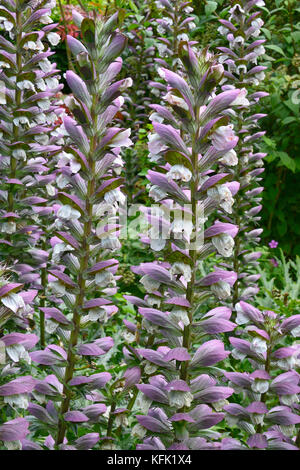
[[180, 148, 198, 387], [106, 401, 116, 437]]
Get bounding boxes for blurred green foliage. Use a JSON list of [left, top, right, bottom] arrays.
[[258, 0, 300, 256]]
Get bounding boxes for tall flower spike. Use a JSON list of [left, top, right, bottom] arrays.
[[0, 0, 63, 264], [0, 0, 64, 344], [120, 6, 199, 416], [126, 43, 243, 450], [24, 11, 132, 448], [216, 0, 268, 308]]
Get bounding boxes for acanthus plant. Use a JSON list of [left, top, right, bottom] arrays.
[[222, 300, 300, 450], [0, 0, 63, 260], [22, 11, 133, 449], [123, 43, 252, 450], [0, 0, 64, 345], [216, 0, 269, 307]]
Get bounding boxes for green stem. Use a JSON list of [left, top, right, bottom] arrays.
[[40, 270, 47, 349], [106, 401, 116, 437], [232, 172, 241, 308], [127, 388, 139, 411], [55, 171, 95, 446], [230, 33, 247, 308], [231, 110, 243, 311], [38, 236, 49, 348], [180, 146, 198, 385]]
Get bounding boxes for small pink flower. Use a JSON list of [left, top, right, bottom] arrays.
[[270, 258, 278, 268], [268, 240, 278, 249]]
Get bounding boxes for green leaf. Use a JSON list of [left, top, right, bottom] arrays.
[[0, 9, 15, 24], [261, 27, 271, 40], [95, 177, 124, 200], [284, 99, 299, 115], [0, 53, 15, 70], [167, 250, 193, 267], [164, 150, 193, 171], [20, 32, 39, 49], [81, 18, 95, 46], [265, 45, 285, 56], [128, 0, 138, 13], [264, 151, 277, 163], [205, 1, 217, 15], [291, 31, 300, 43], [263, 136, 276, 148], [278, 151, 296, 172], [281, 116, 297, 125]]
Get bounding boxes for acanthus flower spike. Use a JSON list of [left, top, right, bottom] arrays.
[[0, 0, 64, 346], [22, 11, 132, 448], [125, 42, 242, 449]]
